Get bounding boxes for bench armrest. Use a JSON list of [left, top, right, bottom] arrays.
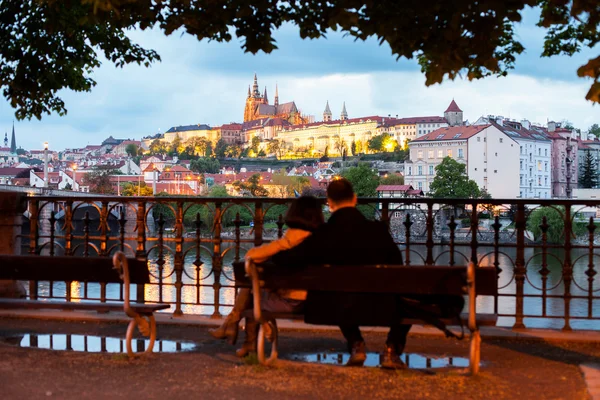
[[245, 258, 263, 322]]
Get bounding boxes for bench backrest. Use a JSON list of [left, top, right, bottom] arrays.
[[234, 262, 498, 296], [0, 255, 151, 284]]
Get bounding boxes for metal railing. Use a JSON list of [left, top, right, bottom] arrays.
[[20, 195, 600, 331]]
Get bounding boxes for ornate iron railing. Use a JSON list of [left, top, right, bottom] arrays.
[[20, 195, 600, 331]]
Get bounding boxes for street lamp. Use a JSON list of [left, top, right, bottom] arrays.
[[72, 164, 78, 192], [43, 142, 49, 188]]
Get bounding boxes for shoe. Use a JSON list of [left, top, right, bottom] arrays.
[[346, 341, 367, 367], [236, 317, 258, 358], [380, 346, 406, 370], [209, 311, 240, 345]]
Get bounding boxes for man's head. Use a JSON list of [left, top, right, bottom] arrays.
[[326, 178, 357, 212]]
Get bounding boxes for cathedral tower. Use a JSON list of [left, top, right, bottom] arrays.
[[340, 102, 348, 121], [274, 84, 279, 107], [10, 121, 16, 153], [323, 101, 332, 122]]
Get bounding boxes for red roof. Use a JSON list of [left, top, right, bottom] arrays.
[[412, 125, 489, 142], [0, 167, 29, 176], [445, 100, 462, 113], [220, 123, 243, 131], [392, 116, 448, 125], [376, 185, 413, 192]]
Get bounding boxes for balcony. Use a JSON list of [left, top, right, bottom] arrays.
[[9, 194, 600, 331]]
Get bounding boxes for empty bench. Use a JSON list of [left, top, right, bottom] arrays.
[[234, 260, 497, 375], [0, 252, 170, 357]]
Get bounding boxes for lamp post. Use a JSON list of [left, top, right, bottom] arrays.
[[43, 142, 49, 188], [72, 164, 77, 192]]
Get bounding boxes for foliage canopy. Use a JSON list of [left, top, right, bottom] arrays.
[[6, 1, 600, 120], [429, 157, 481, 198]]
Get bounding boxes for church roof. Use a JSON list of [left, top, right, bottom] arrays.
[[445, 100, 462, 113], [276, 102, 297, 114]]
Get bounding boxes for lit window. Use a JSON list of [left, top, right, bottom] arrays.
[[447, 149, 453, 158], [428, 150, 434, 159], [418, 150, 423, 159], [438, 150, 443, 158]]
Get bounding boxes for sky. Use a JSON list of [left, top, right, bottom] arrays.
[[2, 6, 599, 151]]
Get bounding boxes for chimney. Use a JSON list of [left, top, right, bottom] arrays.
[[521, 119, 531, 130], [496, 117, 504, 126], [548, 121, 556, 132]]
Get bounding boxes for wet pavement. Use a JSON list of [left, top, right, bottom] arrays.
[[0, 316, 595, 399]]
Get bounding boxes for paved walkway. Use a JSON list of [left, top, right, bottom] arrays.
[[0, 314, 597, 399]]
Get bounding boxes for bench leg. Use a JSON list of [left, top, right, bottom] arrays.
[[469, 329, 481, 375], [126, 314, 157, 358], [257, 320, 278, 366]]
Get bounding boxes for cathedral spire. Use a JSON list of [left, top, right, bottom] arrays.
[[252, 73, 260, 97], [274, 83, 279, 107], [340, 102, 348, 121], [10, 121, 16, 153], [264, 86, 269, 104], [323, 101, 332, 122], [247, 85, 251, 98]]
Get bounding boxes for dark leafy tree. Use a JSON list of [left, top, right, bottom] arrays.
[[429, 157, 481, 198], [232, 174, 269, 197], [341, 163, 379, 197], [251, 136, 260, 154], [15, 167, 40, 178], [214, 139, 228, 158], [82, 169, 115, 195], [6, 1, 600, 120], [589, 124, 600, 138], [190, 158, 220, 174], [380, 174, 404, 185], [351, 140, 357, 156], [125, 143, 138, 157], [579, 150, 598, 188]]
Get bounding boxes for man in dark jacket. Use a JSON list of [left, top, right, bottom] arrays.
[[272, 178, 410, 369]]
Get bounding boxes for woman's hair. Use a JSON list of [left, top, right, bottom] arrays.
[[284, 196, 324, 232]]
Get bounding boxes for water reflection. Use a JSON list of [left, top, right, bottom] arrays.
[[4, 333, 196, 353], [290, 352, 472, 369]]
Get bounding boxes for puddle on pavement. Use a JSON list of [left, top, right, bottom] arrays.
[[289, 352, 472, 369], [1, 333, 196, 353]]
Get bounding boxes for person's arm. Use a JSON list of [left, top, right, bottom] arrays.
[[270, 231, 321, 267], [245, 237, 291, 263]]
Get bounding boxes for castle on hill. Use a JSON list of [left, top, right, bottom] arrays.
[[243, 74, 312, 125]]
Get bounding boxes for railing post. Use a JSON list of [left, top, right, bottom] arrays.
[[0, 191, 27, 298], [135, 201, 147, 304], [513, 203, 526, 330], [381, 201, 390, 228], [211, 201, 223, 318], [425, 203, 434, 265], [64, 200, 73, 256], [99, 201, 109, 256], [254, 201, 264, 247], [562, 205, 573, 331], [469, 202, 479, 266], [173, 201, 184, 316]]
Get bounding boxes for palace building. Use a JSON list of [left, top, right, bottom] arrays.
[[243, 74, 311, 125]]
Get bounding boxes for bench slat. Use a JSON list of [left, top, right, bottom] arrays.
[[0, 298, 170, 314], [0, 255, 150, 284], [241, 310, 498, 327], [234, 262, 498, 296]]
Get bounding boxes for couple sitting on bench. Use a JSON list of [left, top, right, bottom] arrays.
[[210, 178, 409, 369]]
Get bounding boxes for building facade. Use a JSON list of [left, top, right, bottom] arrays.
[[405, 125, 520, 198]]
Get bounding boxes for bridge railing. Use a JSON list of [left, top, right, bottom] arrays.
[[20, 195, 600, 331]]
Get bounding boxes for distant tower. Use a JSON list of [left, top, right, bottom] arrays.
[[323, 101, 332, 122], [247, 85, 251, 98], [444, 99, 463, 126], [10, 121, 16, 153], [340, 102, 348, 121], [274, 83, 279, 107], [3, 132, 7, 147], [263, 87, 269, 104], [252, 73, 260, 97]]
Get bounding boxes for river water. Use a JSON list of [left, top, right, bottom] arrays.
[[31, 242, 600, 330]]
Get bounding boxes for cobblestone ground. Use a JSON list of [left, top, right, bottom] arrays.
[[0, 318, 596, 400]]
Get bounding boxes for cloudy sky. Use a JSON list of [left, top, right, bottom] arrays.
[[2, 6, 599, 151]]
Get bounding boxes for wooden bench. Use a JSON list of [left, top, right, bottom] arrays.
[[0, 252, 170, 357], [234, 260, 498, 374]]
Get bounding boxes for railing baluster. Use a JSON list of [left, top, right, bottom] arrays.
[[448, 215, 457, 267], [173, 201, 184, 316], [403, 214, 412, 266], [99, 201, 109, 256], [539, 216, 550, 317], [194, 212, 203, 306], [135, 201, 147, 304], [586, 217, 596, 319], [425, 203, 434, 265], [156, 213, 165, 304], [469, 202, 479, 266], [513, 203, 526, 329], [64, 200, 73, 256], [562, 205, 573, 331], [212, 202, 223, 318]]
